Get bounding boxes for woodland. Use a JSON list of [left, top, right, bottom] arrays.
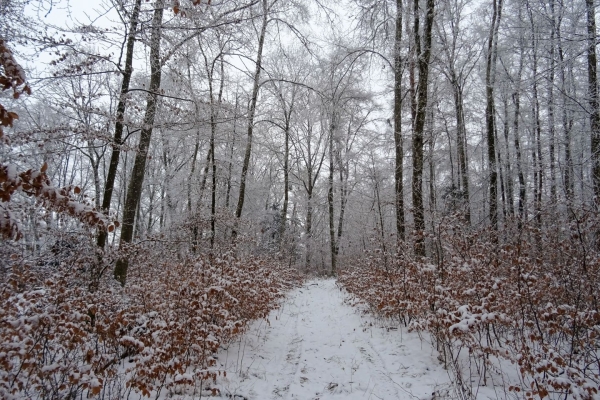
[[0, 0, 599, 398]]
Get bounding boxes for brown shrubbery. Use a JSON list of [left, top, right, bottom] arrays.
[[339, 212, 600, 399], [0, 236, 300, 399]]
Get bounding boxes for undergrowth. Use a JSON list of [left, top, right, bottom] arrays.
[[0, 233, 300, 399], [339, 212, 600, 400]]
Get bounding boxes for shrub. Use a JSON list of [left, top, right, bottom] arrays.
[[339, 212, 600, 399], [0, 236, 300, 399]]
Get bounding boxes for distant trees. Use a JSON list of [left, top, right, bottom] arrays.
[[4, 0, 600, 272]]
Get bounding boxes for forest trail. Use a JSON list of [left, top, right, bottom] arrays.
[[216, 279, 453, 400]]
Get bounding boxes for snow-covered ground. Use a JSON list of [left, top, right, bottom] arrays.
[[215, 279, 456, 400]]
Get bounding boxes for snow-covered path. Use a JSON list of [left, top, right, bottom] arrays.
[[216, 279, 453, 400]]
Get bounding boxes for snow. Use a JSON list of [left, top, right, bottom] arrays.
[[214, 279, 454, 400], [6, 164, 17, 181]]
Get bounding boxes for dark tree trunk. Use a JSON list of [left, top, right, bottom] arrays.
[[554, 6, 574, 204], [279, 115, 290, 244], [485, 0, 503, 230], [587, 0, 600, 203], [225, 97, 238, 209], [305, 188, 313, 270], [97, 0, 142, 250], [411, 0, 435, 257], [328, 112, 337, 275], [209, 58, 224, 249], [527, 3, 542, 224], [394, 0, 405, 244], [513, 42, 526, 225], [453, 83, 471, 222], [336, 156, 348, 260], [548, 0, 557, 206], [186, 59, 200, 217], [502, 95, 514, 216], [496, 124, 507, 219], [233, 0, 268, 239], [114, 0, 164, 285]]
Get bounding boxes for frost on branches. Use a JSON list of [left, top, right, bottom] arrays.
[[0, 241, 300, 399], [339, 213, 600, 400], [0, 163, 117, 240], [0, 39, 116, 240]]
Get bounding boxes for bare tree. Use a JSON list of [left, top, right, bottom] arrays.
[[233, 0, 269, 239], [485, 0, 503, 230], [114, 0, 164, 285], [587, 0, 600, 204], [411, 0, 435, 256], [97, 0, 142, 250]]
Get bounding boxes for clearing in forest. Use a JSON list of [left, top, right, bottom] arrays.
[[215, 279, 453, 400]]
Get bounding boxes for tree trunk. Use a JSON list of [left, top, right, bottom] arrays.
[[428, 133, 436, 230], [337, 161, 347, 259], [328, 111, 337, 276], [496, 124, 507, 219], [548, 0, 557, 206], [97, 0, 142, 249], [278, 88, 294, 250], [553, 6, 574, 205], [371, 155, 388, 266], [279, 115, 290, 245], [587, 0, 600, 204], [335, 122, 352, 267], [187, 61, 202, 253], [394, 0, 405, 244], [114, 0, 164, 285], [186, 59, 201, 217], [527, 3, 542, 224], [513, 44, 526, 225], [233, 0, 268, 239], [209, 57, 225, 249], [225, 98, 238, 209], [305, 187, 313, 270], [411, 0, 435, 257], [485, 0, 503, 230], [453, 83, 471, 222]]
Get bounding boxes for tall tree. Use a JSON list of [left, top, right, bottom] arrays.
[[527, 0, 542, 224], [485, 0, 503, 230], [114, 0, 164, 285], [97, 0, 142, 250], [548, 0, 557, 206], [556, 2, 574, 204], [435, 0, 478, 223], [202, 48, 225, 249], [327, 106, 338, 275], [394, 0, 406, 243], [411, 0, 435, 256], [233, 0, 269, 239], [293, 90, 327, 270], [587, 0, 600, 204]]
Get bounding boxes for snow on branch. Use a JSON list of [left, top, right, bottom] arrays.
[[0, 163, 117, 239]]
